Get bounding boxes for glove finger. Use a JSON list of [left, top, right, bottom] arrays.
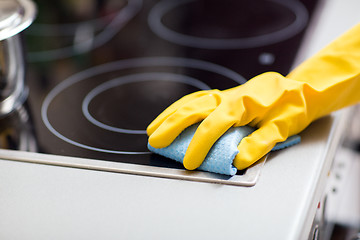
[[147, 90, 214, 136], [148, 92, 219, 148], [233, 122, 288, 170], [231, 72, 292, 127], [182, 105, 237, 170]]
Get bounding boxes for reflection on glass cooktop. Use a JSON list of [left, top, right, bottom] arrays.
[[6, 0, 320, 172]]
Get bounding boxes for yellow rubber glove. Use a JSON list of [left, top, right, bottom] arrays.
[[147, 23, 360, 170]]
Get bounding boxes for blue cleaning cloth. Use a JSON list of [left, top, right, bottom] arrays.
[[148, 123, 301, 176]]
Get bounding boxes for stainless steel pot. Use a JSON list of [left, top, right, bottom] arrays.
[[0, 0, 36, 117]]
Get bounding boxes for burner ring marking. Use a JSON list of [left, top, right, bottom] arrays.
[[148, 0, 309, 49], [41, 57, 246, 154], [82, 72, 211, 134], [27, 0, 143, 62]]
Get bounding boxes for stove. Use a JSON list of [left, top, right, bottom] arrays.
[[1, 0, 320, 186]]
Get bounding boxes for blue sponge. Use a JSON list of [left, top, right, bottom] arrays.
[[148, 123, 300, 176]]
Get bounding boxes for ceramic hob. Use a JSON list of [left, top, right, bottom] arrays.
[[0, 0, 320, 185]]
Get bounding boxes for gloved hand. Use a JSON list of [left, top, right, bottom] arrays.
[[147, 23, 360, 170]]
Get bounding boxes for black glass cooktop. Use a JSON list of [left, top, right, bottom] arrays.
[[1, 0, 320, 170]]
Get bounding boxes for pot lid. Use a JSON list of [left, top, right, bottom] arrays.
[[0, 0, 36, 41]]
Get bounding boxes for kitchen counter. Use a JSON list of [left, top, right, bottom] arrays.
[[0, 0, 359, 239]]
